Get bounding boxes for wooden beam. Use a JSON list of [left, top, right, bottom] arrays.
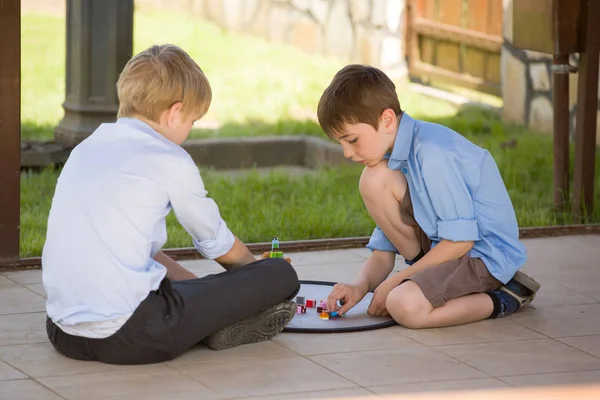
[[0, 0, 21, 262], [572, 0, 600, 222]]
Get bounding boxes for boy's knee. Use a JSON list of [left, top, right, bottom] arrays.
[[359, 161, 389, 196], [386, 281, 431, 329], [359, 161, 407, 203], [260, 258, 300, 296]]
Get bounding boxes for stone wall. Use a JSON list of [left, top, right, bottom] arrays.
[[135, 0, 407, 74], [502, 0, 600, 143]]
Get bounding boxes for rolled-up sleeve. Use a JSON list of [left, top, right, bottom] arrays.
[[421, 150, 480, 242], [366, 226, 399, 253], [167, 159, 235, 259]]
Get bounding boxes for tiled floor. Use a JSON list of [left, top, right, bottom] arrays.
[[2, 235, 600, 399]]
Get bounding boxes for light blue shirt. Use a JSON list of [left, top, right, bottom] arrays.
[[42, 118, 235, 326], [367, 113, 527, 284]]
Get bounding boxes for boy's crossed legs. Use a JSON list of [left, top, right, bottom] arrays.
[[47, 258, 300, 364], [358, 161, 539, 329]]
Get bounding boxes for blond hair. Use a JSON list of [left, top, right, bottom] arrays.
[[116, 44, 211, 122], [317, 64, 402, 138]]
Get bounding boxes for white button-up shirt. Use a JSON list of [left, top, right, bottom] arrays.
[[42, 118, 235, 332]]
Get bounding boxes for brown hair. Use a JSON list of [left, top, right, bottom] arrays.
[[317, 64, 402, 138], [116, 44, 212, 122]]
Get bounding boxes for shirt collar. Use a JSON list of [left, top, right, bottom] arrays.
[[116, 117, 174, 145], [389, 112, 416, 162]]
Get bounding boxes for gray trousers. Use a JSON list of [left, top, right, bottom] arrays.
[[46, 258, 300, 364]]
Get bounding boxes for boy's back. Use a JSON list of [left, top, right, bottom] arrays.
[[401, 118, 526, 284], [42, 44, 299, 365], [43, 118, 186, 325]]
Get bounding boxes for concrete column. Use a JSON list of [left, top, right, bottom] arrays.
[[55, 0, 133, 146]]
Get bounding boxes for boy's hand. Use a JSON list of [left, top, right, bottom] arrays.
[[367, 278, 397, 316], [327, 283, 368, 315]]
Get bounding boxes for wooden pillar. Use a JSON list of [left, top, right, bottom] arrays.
[[54, 0, 134, 146], [572, 0, 600, 222], [0, 0, 21, 263]]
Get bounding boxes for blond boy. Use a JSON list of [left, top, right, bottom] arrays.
[[42, 44, 299, 365], [320, 65, 540, 328]]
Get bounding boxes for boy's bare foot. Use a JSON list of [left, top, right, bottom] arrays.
[[203, 301, 296, 351]]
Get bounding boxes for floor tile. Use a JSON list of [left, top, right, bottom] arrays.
[[569, 235, 600, 251], [273, 329, 420, 355], [173, 356, 356, 398], [528, 277, 598, 307], [436, 338, 600, 377], [2, 270, 42, 285], [0, 343, 130, 378], [345, 247, 371, 259], [558, 335, 600, 358], [0, 285, 46, 315], [235, 387, 374, 400], [0, 360, 27, 381], [560, 275, 600, 301], [165, 341, 294, 366], [395, 319, 544, 346], [510, 304, 600, 337], [0, 313, 48, 346], [0, 379, 64, 400], [284, 250, 364, 266], [500, 370, 600, 388], [369, 377, 510, 395], [294, 262, 366, 283], [308, 347, 486, 387], [25, 284, 47, 298], [37, 365, 218, 400], [0, 276, 18, 287]]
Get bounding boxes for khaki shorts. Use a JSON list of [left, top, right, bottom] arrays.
[[400, 188, 502, 308]]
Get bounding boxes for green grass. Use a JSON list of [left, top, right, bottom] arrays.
[[20, 106, 600, 258], [18, 10, 600, 258], [21, 11, 456, 140]]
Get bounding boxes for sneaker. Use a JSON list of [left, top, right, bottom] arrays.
[[500, 271, 541, 309], [203, 301, 296, 351]]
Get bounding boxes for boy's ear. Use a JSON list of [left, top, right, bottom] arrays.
[[165, 102, 184, 126], [379, 108, 397, 133]]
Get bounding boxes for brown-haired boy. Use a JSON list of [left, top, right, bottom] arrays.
[[42, 44, 300, 364], [320, 64, 540, 328]]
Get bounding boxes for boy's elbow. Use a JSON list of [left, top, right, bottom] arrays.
[[464, 240, 475, 252]]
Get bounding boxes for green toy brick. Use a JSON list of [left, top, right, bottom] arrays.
[[269, 251, 284, 258]]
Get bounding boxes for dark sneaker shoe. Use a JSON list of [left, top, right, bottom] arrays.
[[500, 271, 541, 309], [204, 301, 296, 351]]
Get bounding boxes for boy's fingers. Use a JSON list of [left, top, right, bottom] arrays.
[[338, 300, 353, 315]]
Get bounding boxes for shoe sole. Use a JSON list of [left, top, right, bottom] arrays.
[[512, 271, 541, 296], [205, 301, 296, 351], [500, 271, 541, 308]]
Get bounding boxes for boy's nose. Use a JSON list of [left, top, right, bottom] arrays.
[[341, 142, 354, 159]]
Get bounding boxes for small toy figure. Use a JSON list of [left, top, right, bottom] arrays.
[[319, 311, 329, 320], [269, 237, 283, 258], [261, 236, 292, 263]]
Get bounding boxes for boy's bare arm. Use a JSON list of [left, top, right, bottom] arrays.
[[353, 250, 397, 292], [388, 239, 474, 286], [153, 251, 197, 280], [214, 236, 257, 270]]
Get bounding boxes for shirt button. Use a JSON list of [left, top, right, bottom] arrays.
[[402, 168, 408, 174]]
